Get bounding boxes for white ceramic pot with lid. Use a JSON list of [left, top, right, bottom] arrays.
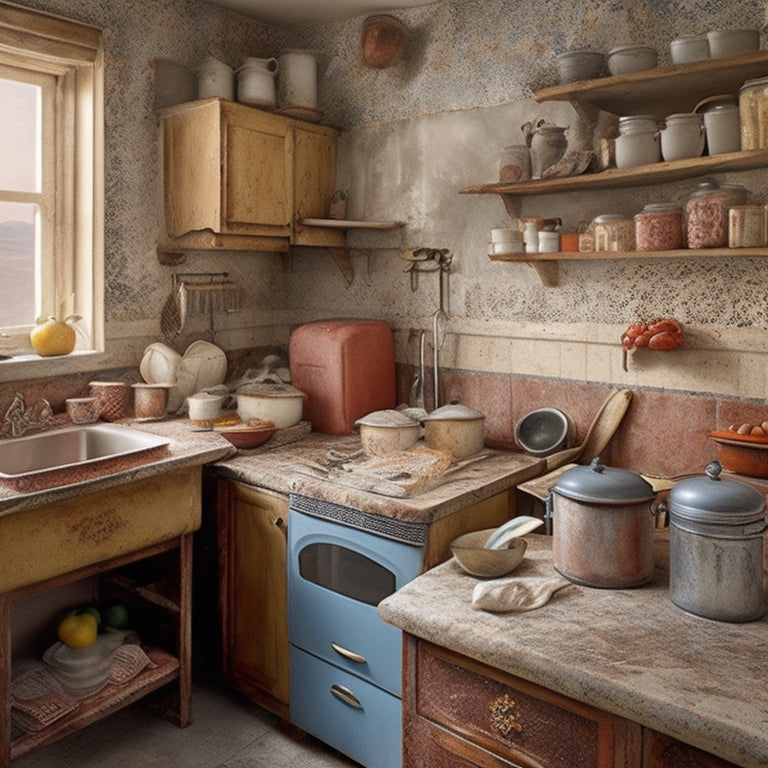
[[660, 113, 705, 161], [422, 403, 485, 458], [703, 103, 741, 155], [234, 381, 305, 428], [668, 460, 767, 622], [548, 458, 658, 588], [354, 409, 421, 456], [615, 115, 660, 168]]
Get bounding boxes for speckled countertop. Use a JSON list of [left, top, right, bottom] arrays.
[[378, 535, 768, 768], [0, 419, 236, 516], [213, 432, 545, 523]]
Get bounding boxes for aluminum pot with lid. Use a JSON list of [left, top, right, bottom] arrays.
[[668, 460, 766, 622], [548, 457, 657, 588], [422, 403, 485, 458]]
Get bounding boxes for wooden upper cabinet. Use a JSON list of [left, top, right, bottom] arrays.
[[159, 98, 342, 251]]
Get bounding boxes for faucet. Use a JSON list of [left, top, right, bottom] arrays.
[[1, 392, 54, 437]]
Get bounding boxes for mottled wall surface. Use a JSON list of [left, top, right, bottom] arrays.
[[281, 0, 768, 400], [5, 0, 288, 379]]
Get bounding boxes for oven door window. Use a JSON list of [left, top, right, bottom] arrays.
[[299, 542, 396, 606]]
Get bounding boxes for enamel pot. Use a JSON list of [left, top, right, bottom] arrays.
[[548, 458, 657, 588]]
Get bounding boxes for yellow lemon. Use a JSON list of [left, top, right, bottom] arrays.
[[29, 316, 76, 357], [57, 612, 98, 648]]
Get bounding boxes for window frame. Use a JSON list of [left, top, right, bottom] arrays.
[[0, 1, 104, 365]]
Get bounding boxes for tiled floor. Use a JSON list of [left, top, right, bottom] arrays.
[[13, 683, 360, 768]]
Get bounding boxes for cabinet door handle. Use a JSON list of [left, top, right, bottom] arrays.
[[330, 641, 367, 664], [330, 683, 363, 709]]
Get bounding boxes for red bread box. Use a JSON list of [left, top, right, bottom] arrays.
[[289, 319, 396, 435]]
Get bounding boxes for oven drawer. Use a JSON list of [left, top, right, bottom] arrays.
[[290, 645, 402, 768], [288, 508, 424, 695]]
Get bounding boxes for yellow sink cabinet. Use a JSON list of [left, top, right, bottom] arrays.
[[0, 466, 202, 766]]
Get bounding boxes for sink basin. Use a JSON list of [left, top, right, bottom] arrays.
[[0, 424, 170, 491]]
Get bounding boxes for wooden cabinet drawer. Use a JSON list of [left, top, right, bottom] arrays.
[[410, 640, 637, 768]]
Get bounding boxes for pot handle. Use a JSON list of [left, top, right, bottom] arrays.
[[544, 492, 554, 536]]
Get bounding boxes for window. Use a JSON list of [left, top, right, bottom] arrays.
[[0, 2, 103, 360]]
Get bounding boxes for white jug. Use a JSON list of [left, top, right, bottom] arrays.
[[278, 49, 317, 109], [236, 57, 278, 108]]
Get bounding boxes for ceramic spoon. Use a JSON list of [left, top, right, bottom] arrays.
[[483, 516, 544, 551]]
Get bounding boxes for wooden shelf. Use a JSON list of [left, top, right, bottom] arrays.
[[461, 149, 768, 200], [534, 50, 768, 118], [10, 648, 179, 761], [489, 247, 768, 286], [299, 217, 404, 229]]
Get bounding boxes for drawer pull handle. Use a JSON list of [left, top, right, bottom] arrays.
[[330, 683, 363, 709], [331, 642, 367, 664]]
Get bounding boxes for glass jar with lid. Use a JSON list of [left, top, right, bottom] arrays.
[[686, 182, 748, 248], [739, 76, 768, 150], [728, 204, 767, 248], [634, 203, 684, 251], [592, 214, 635, 252]]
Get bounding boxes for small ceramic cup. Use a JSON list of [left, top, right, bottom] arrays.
[[187, 392, 225, 428], [132, 383, 170, 421], [88, 381, 129, 422], [65, 397, 100, 424]]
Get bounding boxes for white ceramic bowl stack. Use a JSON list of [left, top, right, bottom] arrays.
[[489, 227, 524, 255]]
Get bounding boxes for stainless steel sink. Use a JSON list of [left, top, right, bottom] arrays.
[[0, 424, 170, 481]]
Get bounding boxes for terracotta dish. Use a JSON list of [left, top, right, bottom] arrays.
[[710, 432, 768, 478], [215, 423, 276, 449], [360, 15, 408, 68]]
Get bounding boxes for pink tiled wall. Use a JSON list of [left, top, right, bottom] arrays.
[[397, 365, 763, 480]]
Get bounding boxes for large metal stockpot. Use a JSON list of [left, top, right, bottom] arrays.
[[668, 461, 766, 622], [548, 458, 657, 588]]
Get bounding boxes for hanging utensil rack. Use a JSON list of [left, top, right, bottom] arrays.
[[173, 272, 242, 316]]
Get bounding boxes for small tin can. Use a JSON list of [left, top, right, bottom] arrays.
[[634, 203, 684, 251], [728, 204, 767, 247], [668, 461, 766, 622]]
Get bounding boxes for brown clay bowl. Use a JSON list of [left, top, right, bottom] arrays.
[[216, 424, 276, 449], [450, 529, 528, 578]]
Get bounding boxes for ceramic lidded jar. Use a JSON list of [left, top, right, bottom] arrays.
[[660, 113, 705, 161], [615, 115, 660, 168], [422, 403, 485, 458], [668, 461, 767, 622]]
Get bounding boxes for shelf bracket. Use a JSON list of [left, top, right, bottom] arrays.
[[500, 194, 521, 218], [328, 247, 354, 286], [530, 262, 559, 287]]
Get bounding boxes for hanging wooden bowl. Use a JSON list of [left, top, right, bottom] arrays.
[[360, 15, 408, 69]]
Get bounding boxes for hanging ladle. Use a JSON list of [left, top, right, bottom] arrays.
[[432, 261, 450, 408]]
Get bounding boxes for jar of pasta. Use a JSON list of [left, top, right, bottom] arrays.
[[739, 76, 768, 150], [592, 214, 635, 252], [634, 203, 684, 251]]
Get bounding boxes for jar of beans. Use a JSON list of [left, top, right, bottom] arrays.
[[686, 182, 747, 249], [634, 203, 684, 251]]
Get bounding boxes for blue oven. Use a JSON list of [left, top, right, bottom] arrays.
[[287, 494, 427, 768]]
